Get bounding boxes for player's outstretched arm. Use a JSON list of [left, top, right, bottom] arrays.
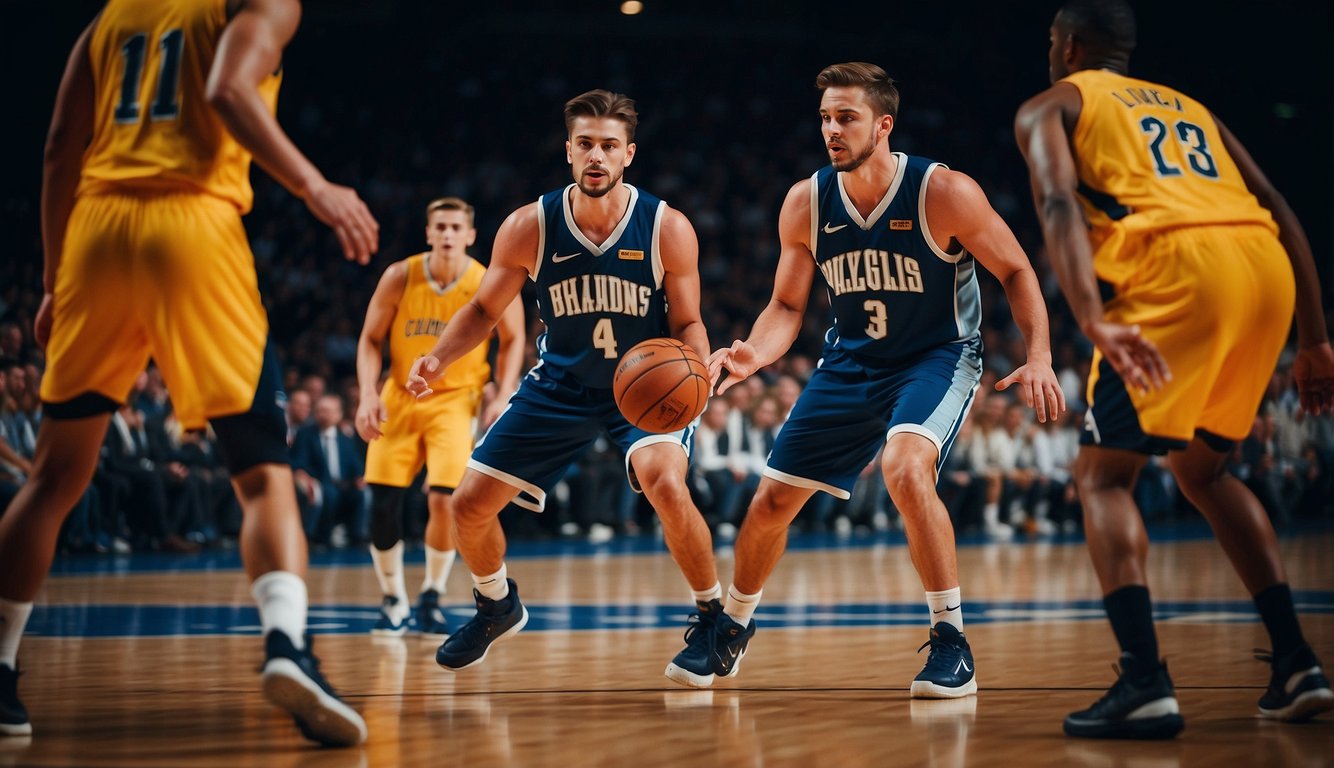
[[1016, 85, 1167, 397], [924, 166, 1065, 422], [354, 261, 407, 440], [479, 295, 527, 429], [206, 0, 378, 263], [659, 207, 711, 362], [707, 179, 815, 395], [407, 205, 536, 399], [1215, 117, 1333, 416], [38, 17, 96, 347]]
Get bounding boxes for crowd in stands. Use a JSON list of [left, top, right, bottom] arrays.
[[2, 15, 1331, 554]]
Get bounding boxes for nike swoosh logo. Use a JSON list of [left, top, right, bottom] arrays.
[[954, 659, 971, 674], [932, 604, 962, 614], [822, 222, 848, 234], [550, 252, 582, 263]]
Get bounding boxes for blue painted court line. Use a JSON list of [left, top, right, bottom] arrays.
[[48, 519, 1317, 576], [24, 594, 1334, 638]]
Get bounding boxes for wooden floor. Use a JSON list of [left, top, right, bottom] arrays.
[[6, 530, 1333, 767]]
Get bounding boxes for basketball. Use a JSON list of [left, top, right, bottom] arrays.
[[613, 338, 710, 433]]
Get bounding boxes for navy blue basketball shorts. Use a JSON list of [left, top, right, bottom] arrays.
[[468, 365, 694, 512], [765, 340, 981, 498]]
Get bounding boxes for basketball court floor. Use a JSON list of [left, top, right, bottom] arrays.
[[5, 523, 1332, 767]]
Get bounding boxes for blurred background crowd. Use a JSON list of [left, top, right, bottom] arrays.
[[2, 1, 1330, 554]]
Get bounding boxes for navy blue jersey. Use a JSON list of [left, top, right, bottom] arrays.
[[532, 184, 670, 388], [811, 153, 982, 363]]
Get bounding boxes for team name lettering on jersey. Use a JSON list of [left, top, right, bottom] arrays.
[[1109, 87, 1185, 112], [404, 318, 449, 338], [819, 249, 923, 297], [547, 274, 653, 318]]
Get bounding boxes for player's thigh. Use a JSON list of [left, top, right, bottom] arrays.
[[145, 194, 268, 429], [765, 365, 885, 500], [40, 195, 150, 412]]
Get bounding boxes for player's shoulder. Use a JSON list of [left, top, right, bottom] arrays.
[[1016, 81, 1081, 130]]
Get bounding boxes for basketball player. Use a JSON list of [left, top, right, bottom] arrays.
[[1015, 0, 1334, 738], [0, 0, 376, 745], [354, 196, 524, 637], [702, 62, 1065, 695], [405, 90, 724, 680]]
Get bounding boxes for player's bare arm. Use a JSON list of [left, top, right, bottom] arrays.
[[480, 295, 527, 429], [1215, 116, 1333, 416], [38, 17, 97, 348], [1016, 84, 1168, 395], [708, 179, 815, 395], [207, 0, 378, 263], [354, 261, 408, 441], [924, 166, 1066, 422], [658, 207, 711, 363], [406, 204, 537, 398]]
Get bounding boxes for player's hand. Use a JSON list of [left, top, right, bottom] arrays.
[[996, 360, 1066, 423], [1087, 320, 1170, 394], [34, 292, 54, 348], [355, 394, 388, 442], [303, 179, 379, 265], [406, 355, 442, 399], [707, 340, 759, 396], [1293, 341, 1334, 417]]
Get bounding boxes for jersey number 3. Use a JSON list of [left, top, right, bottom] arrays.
[[115, 29, 184, 124]]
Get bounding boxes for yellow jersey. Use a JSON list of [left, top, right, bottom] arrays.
[[387, 253, 491, 393], [78, 0, 279, 213], [1062, 69, 1275, 259]]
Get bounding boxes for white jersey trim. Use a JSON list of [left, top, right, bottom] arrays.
[[563, 183, 640, 256], [532, 195, 548, 282], [624, 431, 691, 493], [465, 459, 545, 513], [809, 172, 820, 261], [836, 151, 907, 231], [650, 200, 666, 289], [762, 466, 851, 500], [919, 163, 967, 264]]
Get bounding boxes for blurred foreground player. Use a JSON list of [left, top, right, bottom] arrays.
[[0, 0, 377, 745]]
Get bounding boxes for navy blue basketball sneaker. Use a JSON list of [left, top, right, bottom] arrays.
[[1256, 644, 1334, 722], [665, 600, 755, 688], [0, 664, 30, 737], [911, 623, 977, 698], [260, 632, 367, 746], [1063, 653, 1183, 739], [436, 579, 528, 670], [371, 595, 413, 637], [417, 589, 450, 636]]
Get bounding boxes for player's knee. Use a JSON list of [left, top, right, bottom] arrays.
[[640, 471, 691, 513], [212, 409, 289, 475], [881, 461, 933, 503], [450, 491, 492, 528], [370, 484, 406, 550], [747, 485, 798, 529]]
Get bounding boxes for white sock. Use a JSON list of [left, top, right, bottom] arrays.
[[370, 541, 409, 605], [926, 587, 964, 632], [724, 585, 762, 625], [251, 571, 308, 650], [422, 547, 456, 596], [982, 502, 1001, 526], [0, 598, 34, 668], [692, 582, 723, 605], [472, 564, 510, 601]]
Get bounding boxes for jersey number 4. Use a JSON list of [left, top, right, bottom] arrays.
[[114, 29, 184, 124], [593, 318, 618, 358], [1139, 117, 1218, 179]]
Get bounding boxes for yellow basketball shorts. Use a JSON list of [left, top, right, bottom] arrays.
[[364, 384, 481, 489], [1085, 224, 1294, 452], [41, 192, 268, 429]]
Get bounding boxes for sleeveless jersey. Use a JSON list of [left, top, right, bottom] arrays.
[[810, 154, 981, 363], [387, 254, 490, 392], [78, 0, 280, 213], [532, 184, 670, 388], [1061, 69, 1275, 273]]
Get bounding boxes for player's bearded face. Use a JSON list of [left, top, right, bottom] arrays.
[[576, 164, 623, 198], [830, 131, 878, 172], [567, 116, 635, 198]]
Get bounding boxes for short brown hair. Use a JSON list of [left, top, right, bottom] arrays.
[[563, 89, 639, 143], [815, 62, 900, 120], [425, 196, 474, 227]]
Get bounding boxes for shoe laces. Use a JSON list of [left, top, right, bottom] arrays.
[[916, 632, 963, 672], [681, 612, 717, 653]]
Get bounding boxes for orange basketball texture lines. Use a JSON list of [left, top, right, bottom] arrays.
[[612, 338, 710, 433]]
